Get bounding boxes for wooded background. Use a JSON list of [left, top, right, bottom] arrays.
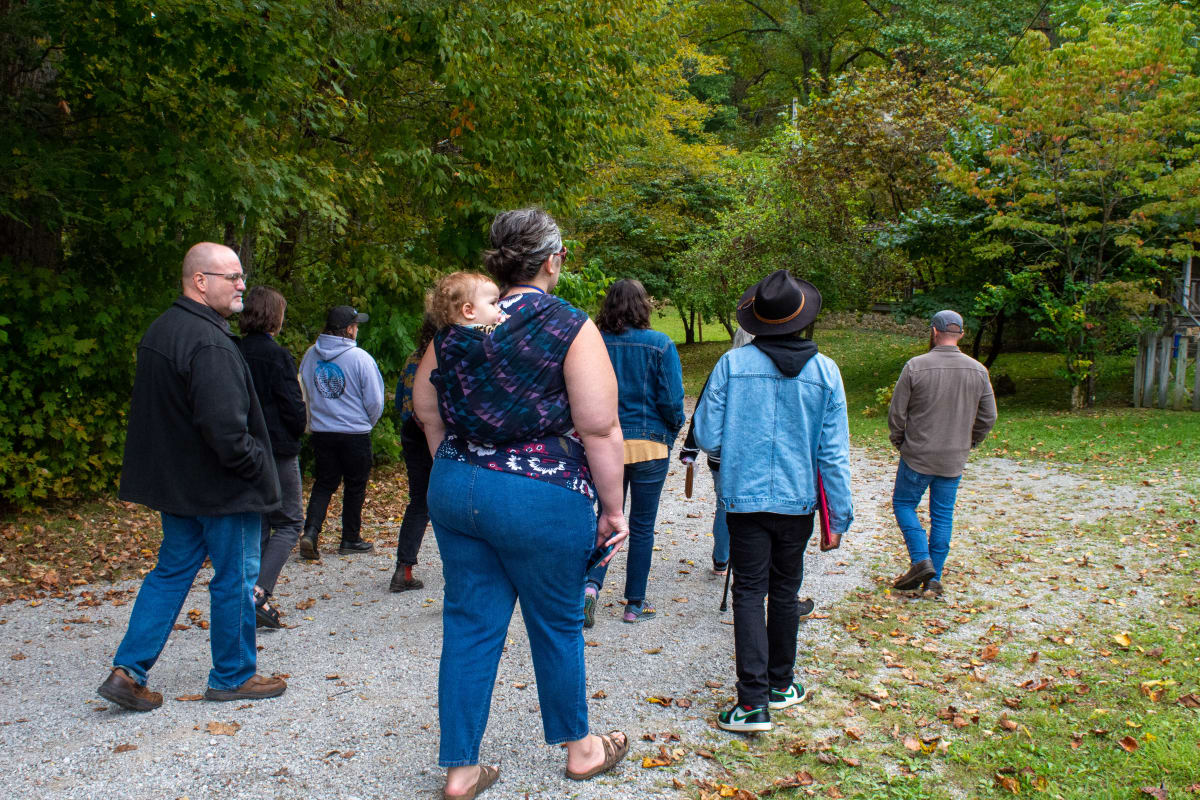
[[2, 0, 1197, 508]]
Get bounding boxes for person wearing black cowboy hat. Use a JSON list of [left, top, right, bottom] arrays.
[[693, 269, 855, 733]]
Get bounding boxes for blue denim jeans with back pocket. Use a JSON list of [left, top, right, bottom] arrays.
[[891, 458, 961, 581], [586, 456, 669, 605], [113, 511, 260, 690], [428, 458, 595, 767]]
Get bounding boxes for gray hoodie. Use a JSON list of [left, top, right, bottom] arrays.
[[299, 334, 385, 434]]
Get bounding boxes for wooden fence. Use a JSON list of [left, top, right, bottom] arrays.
[[1134, 331, 1200, 410]]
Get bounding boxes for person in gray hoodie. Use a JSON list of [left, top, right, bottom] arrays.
[[298, 305, 385, 559]]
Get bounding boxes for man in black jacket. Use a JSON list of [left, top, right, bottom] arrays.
[[98, 242, 287, 712]]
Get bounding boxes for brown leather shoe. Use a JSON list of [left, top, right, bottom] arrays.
[[98, 668, 162, 712], [892, 558, 935, 591], [204, 674, 287, 702]]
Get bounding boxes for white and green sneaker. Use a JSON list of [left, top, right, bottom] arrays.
[[717, 703, 772, 733], [768, 682, 808, 710]]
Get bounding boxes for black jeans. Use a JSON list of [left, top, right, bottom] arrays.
[[395, 417, 432, 567], [304, 431, 373, 542], [727, 511, 814, 708]]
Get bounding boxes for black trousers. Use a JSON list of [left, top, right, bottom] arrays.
[[395, 417, 432, 567], [727, 511, 814, 708], [304, 431, 373, 542]]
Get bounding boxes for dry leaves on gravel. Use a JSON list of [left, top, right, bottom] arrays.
[[206, 721, 240, 736]]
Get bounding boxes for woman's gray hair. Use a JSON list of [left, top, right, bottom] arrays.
[[483, 207, 562, 287]]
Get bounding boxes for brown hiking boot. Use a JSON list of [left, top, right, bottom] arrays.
[[892, 558, 935, 591], [97, 668, 162, 712], [204, 674, 287, 702]]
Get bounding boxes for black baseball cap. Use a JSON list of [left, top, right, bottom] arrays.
[[326, 305, 368, 329]]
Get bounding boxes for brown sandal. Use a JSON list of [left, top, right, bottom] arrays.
[[565, 730, 628, 781], [443, 764, 499, 800]]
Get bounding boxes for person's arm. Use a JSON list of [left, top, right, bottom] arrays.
[[412, 346, 443, 456], [815, 363, 854, 534], [189, 345, 270, 480], [887, 363, 911, 450], [275, 349, 307, 439], [362, 354, 385, 427], [972, 372, 998, 446], [655, 339, 687, 436], [564, 319, 627, 563], [692, 355, 729, 457]]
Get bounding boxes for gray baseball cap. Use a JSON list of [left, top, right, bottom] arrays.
[[931, 309, 964, 333]]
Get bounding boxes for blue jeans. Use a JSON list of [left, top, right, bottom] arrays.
[[711, 467, 730, 566], [113, 512, 260, 690], [428, 459, 595, 767], [891, 458, 961, 581], [586, 457, 669, 605]]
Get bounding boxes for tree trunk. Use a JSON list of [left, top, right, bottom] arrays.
[[984, 313, 1005, 369], [720, 313, 735, 339], [971, 324, 985, 360], [677, 305, 695, 345]]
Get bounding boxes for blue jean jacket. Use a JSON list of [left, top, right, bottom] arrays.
[[603, 327, 686, 446], [693, 345, 854, 533]]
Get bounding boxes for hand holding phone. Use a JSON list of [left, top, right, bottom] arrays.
[[586, 543, 616, 571]]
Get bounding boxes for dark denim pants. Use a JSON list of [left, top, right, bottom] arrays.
[[112, 511, 260, 690], [428, 459, 594, 767], [259, 454, 303, 593], [727, 511, 814, 708], [710, 466, 730, 566], [304, 431, 372, 542], [395, 417, 432, 567], [585, 456, 669, 605], [892, 457, 961, 581]]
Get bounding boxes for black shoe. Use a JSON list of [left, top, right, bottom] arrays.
[[717, 703, 772, 733], [388, 567, 424, 592], [298, 531, 320, 561], [255, 599, 282, 629], [797, 596, 816, 619], [893, 558, 935, 590], [922, 578, 944, 597], [338, 539, 374, 554]]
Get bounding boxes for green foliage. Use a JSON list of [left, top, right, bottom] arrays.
[[0, 262, 159, 509], [936, 3, 1200, 407]]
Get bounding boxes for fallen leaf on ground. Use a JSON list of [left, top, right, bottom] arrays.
[[206, 721, 240, 736], [1178, 693, 1200, 710], [1113, 632, 1132, 648], [705, 679, 723, 688], [1141, 788, 1168, 800], [1118, 736, 1139, 753], [644, 648, 662, 655], [10, 653, 25, 661], [113, 743, 137, 753], [994, 774, 1020, 794], [981, 644, 999, 661], [646, 696, 672, 705], [592, 690, 607, 699], [675, 697, 692, 708], [903, 736, 921, 752], [641, 755, 671, 768], [174, 694, 203, 702]]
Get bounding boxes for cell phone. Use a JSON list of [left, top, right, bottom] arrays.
[[586, 543, 616, 571]]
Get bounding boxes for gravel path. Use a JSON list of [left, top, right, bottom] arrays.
[[4, 434, 1155, 800]]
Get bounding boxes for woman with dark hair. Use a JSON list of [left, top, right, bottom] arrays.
[[236, 285, 306, 628], [583, 279, 684, 626], [389, 314, 438, 592], [413, 207, 630, 797]]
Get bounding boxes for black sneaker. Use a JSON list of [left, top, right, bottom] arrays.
[[338, 539, 374, 555], [893, 558, 935, 590], [769, 682, 808, 710], [717, 703, 772, 733], [797, 597, 816, 619]]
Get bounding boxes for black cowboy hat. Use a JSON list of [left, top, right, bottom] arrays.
[[735, 269, 822, 336]]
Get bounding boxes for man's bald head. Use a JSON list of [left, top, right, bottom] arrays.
[[182, 242, 238, 281], [181, 242, 245, 317]]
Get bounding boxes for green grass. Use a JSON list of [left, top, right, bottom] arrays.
[[671, 325, 1200, 477]]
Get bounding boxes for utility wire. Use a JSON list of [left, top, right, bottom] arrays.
[[974, 0, 1052, 98]]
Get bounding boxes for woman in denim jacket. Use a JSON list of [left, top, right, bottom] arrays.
[[694, 269, 853, 734], [583, 279, 685, 626]]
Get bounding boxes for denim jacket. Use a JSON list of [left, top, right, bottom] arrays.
[[603, 327, 686, 446], [693, 344, 854, 532]]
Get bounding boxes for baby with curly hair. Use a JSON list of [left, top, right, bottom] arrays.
[[427, 271, 502, 332]]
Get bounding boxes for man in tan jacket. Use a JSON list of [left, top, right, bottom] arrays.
[[887, 310, 997, 595]]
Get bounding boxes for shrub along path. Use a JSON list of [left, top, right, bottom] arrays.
[[0, 434, 1197, 798]]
